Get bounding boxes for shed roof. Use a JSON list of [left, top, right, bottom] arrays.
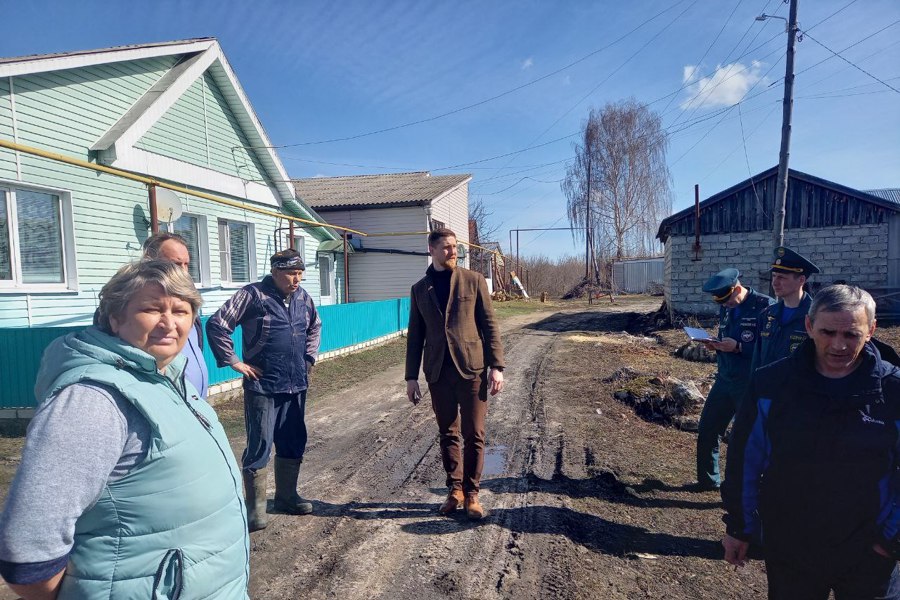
[[293, 172, 472, 210], [656, 166, 900, 242]]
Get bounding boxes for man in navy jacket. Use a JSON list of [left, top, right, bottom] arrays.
[[722, 285, 900, 599], [207, 248, 321, 531]]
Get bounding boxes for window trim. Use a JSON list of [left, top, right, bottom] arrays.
[[161, 212, 211, 288], [0, 180, 78, 294], [217, 218, 256, 286]]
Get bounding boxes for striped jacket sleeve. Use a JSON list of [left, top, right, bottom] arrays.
[[206, 288, 255, 368]]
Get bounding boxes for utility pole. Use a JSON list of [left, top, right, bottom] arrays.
[[585, 159, 592, 280], [771, 0, 800, 248]]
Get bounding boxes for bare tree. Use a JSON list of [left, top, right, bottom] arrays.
[[562, 99, 672, 267], [468, 197, 499, 277]]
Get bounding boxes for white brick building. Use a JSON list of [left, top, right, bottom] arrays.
[[656, 167, 900, 315]]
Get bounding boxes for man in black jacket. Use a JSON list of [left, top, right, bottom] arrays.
[[722, 284, 900, 599]]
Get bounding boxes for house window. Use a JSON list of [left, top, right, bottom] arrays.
[[292, 234, 305, 258], [0, 184, 75, 290], [318, 254, 332, 297], [218, 219, 254, 283], [162, 214, 203, 284]]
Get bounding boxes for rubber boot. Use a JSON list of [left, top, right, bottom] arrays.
[[242, 468, 269, 532], [273, 456, 313, 515]]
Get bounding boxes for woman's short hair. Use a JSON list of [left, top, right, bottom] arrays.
[[97, 260, 202, 332], [808, 284, 876, 326]]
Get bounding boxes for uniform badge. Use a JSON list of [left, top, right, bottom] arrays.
[[741, 330, 755, 343]]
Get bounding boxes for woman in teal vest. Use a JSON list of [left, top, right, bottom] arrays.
[[0, 260, 249, 600]]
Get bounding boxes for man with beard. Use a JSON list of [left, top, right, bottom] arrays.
[[405, 228, 505, 520]]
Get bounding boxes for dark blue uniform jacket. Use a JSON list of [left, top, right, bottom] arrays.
[[750, 292, 813, 373], [723, 338, 900, 563], [206, 276, 322, 395], [715, 288, 773, 384]]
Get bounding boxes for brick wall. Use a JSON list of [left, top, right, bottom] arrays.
[[665, 223, 890, 315]]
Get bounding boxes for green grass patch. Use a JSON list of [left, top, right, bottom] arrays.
[[494, 299, 561, 318]]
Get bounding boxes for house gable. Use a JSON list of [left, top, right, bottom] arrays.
[[134, 71, 268, 183]]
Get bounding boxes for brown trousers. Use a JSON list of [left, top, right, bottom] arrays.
[[428, 366, 489, 493]]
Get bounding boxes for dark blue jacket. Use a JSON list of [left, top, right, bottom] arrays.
[[206, 276, 321, 395], [749, 291, 813, 373], [722, 338, 900, 562], [715, 288, 773, 384]]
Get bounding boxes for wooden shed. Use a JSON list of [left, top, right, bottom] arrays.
[[656, 166, 900, 315]]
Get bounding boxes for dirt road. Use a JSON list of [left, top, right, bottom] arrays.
[[248, 300, 768, 599]]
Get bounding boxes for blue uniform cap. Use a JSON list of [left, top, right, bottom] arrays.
[[702, 268, 740, 303], [771, 246, 819, 277]]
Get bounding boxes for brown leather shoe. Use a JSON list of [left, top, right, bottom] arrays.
[[464, 492, 485, 520], [439, 489, 465, 515]]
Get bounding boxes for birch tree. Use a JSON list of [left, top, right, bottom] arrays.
[[562, 99, 672, 265]]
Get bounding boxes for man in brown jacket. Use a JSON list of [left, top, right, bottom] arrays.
[[406, 228, 505, 520]]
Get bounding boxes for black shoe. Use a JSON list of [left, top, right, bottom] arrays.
[[692, 481, 720, 492]]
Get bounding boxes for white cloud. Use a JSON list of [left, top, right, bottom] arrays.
[[521, 57, 533, 70], [680, 61, 766, 110]]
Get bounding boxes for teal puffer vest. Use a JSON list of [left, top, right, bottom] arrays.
[[34, 327, 249, 599]]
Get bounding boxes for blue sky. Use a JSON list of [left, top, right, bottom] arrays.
[[2, 0, 898, 259]]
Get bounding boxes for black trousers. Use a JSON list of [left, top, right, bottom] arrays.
[[766, 551, 900, 600], [241, 390, 308, 471]]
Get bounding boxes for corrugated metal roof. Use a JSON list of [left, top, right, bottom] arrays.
[[865, 189, 900, 204], [293, 172, 472, 209]]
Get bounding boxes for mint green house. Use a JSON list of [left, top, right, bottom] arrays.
[[0, 38, 346, 325], [0, 39, 364, 409]]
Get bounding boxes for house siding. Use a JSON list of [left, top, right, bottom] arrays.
[[430, 181, 470, 268], [0, 58, 322, 327], [136, 72, 268, 182], [316, 206, 428, 301]]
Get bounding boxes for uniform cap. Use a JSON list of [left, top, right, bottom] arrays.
[[702, 268, 740, 303], [771, 246, 819, 277]]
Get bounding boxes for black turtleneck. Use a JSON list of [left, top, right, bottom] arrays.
[[431, 267, 452, 314]]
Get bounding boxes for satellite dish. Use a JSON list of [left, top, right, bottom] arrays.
[[155, 188, 183, 223]]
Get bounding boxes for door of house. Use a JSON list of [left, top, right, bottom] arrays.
[[318, 254, 334, 305]]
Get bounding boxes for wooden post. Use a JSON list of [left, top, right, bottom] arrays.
[[148, 184, 159, 234]]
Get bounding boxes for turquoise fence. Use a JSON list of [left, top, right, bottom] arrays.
[[1, 297, 410, 409]]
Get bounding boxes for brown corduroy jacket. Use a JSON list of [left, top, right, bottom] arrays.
[[405, 266, 505, 384]]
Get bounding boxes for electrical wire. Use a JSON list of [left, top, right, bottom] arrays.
[[242, 2, 692, 150], [801, 31, 900, 95]]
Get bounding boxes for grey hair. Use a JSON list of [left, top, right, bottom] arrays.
[[808, 284, 876, 325], [97, 259, 202, 333]]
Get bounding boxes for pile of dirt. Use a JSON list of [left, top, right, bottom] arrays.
[[562, 279, 606, 300], [674, 342, 717, 363], [604, 367, 706, 431]]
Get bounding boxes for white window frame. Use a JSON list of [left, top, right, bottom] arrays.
[[217, 218, 256, 286], [161, 212, 211, 288], [317, 253, 334, 302], [0, 180, 78, 294]]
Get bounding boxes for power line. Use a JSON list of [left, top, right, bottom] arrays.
[[243, 2, 692, 150], [802, 31, 900, 95], [796, 18, 900, 77]]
